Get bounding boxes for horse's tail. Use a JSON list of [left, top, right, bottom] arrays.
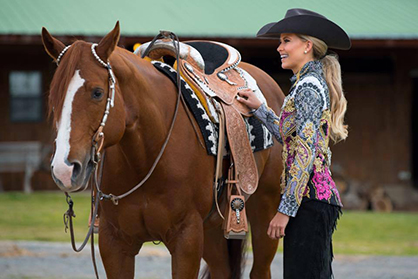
[[200, 238, 247, 279]]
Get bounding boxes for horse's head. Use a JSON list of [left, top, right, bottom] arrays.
[[42, 22, 126, 192]]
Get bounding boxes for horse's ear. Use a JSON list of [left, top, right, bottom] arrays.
[[41, 27, 66, 62], [96, 21, 120, 62]]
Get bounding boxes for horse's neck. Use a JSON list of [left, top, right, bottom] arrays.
[[111, 49, 177, 165]]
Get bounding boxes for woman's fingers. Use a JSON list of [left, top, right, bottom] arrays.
[[267, 222, 275, 239], [267, 212, 290, 239], [236, 91, 250, 103], [236, 94, 247, 103], [267, 226, 284, 239], [236, 89, 262, 109], [275, 228, 282, 239], [238, 88, 251, 98], [268, 222, 284, 240], [279, 227, 285, 238], [275, 226, 285, 239], [267, 222, 272, 236]]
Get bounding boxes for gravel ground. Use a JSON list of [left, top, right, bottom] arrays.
[[1, 241, 417, 279]]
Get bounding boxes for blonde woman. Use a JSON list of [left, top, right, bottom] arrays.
[[237, 8, 350, 278]]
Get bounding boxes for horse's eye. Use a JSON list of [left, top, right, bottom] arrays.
[[92, 88, 104, 100]]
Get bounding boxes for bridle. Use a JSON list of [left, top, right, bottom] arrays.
[[56, 31, 183, 279]]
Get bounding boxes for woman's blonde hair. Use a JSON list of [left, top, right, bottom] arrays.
[[298, 34, 348, 143]]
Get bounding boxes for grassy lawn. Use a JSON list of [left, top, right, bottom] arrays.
[[0, 192, 92, 242], [0, 192, 417, 255], [333, 211, 418, 255]]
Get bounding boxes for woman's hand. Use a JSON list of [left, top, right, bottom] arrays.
[[236, 88, 262, 110], [267, 212, 290, 239]]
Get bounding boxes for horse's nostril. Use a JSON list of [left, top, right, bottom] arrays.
[[72, 161, 82, 179]]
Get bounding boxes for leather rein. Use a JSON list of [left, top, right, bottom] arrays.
[[59, 31, 183, 278]]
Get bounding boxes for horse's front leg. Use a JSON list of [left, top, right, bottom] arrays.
[[202, 223, 232, 279], [246, 181, 281, 279], [99, 218, 141, 279], [165, 211, 204, 279]]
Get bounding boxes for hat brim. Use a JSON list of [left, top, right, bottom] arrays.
[[257, 15, 351, 50]]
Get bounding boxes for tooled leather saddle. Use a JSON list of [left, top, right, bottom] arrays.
[[138, 38, 260, 194]]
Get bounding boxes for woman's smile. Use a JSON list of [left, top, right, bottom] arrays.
[[280, 54, 289, 61], [277, 33, 312, 74]]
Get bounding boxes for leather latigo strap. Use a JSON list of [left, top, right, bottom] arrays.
[[222, 103, 258, 195]]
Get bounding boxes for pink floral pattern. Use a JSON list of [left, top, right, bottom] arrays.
[[312, 165, 333, 201]]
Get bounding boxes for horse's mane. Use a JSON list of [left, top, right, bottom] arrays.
[[48, 41, 84, 124]]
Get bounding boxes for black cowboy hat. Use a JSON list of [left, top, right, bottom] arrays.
[[257, 8, 351, 50]]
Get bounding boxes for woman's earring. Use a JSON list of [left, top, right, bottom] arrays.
[[304, 50, 307, 54]]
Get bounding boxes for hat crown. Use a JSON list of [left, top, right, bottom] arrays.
[[257, 8, 351, 50], [285, 8, 327, 20]]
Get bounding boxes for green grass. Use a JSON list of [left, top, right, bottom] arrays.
[[333, 211, 418, 255], [0, 192, 418, 255], [0, 192, 92, 242]]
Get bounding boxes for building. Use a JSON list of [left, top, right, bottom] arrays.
[[1, 0, 418, 208]]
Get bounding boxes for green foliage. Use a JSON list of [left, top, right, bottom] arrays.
[[0, 192, 418, 255]]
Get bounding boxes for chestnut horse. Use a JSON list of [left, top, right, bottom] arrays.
[[42, 22, 285, 279]]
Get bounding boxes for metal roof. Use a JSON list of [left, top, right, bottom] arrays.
[[0, 0, 417, 39]]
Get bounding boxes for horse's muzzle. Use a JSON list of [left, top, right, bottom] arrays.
[[51, 158, 94, 192]]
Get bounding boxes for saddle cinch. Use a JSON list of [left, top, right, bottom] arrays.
[[138, 38, 263, 239]]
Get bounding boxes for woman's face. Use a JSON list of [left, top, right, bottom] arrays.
[[277, 33, 312, 74]]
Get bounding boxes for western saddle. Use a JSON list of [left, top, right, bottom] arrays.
[[137, 36, 264, 239]]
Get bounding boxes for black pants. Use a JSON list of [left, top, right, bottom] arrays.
[[283, 200, 341, 279]]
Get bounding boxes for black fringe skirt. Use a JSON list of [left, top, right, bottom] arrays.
[[283, 200, 341, 279]]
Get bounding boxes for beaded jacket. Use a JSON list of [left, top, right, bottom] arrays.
[[254, 60, 343, 217]]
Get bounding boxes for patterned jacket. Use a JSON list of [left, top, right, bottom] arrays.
[[254, 60, 342, 217]]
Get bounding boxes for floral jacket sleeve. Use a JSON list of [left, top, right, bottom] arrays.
[[278, 84, 324, 217], [253, 103, 283, 144]]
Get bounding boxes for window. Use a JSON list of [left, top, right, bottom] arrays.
[[9, 71, 42, 122]]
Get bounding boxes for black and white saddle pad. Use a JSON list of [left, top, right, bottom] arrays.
[[152, 61, 274, 156]]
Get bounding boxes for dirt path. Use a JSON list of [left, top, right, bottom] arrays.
[[1, 241, 417, 279]]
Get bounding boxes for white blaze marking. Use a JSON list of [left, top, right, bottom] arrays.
[[51, 70, 85, 188]]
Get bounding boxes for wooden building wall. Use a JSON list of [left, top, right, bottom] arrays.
[[0, 44, 57, 191]]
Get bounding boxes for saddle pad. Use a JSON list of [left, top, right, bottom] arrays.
[[152, 61, 274, 156]]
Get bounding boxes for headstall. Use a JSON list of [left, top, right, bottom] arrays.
[[56, 43, 116, 164]]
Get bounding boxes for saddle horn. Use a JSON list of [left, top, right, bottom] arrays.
[[137, 39, 205, 72]]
